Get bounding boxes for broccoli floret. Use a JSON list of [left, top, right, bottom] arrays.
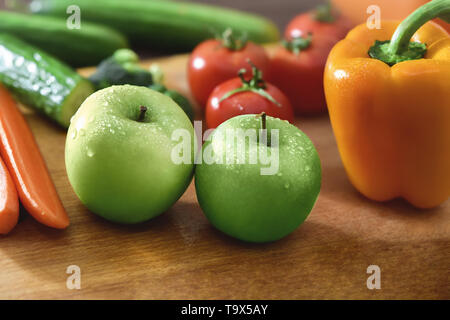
[[89, 49, 153, 90]]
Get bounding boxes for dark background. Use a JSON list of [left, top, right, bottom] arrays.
[[182, 0, 320, 30]]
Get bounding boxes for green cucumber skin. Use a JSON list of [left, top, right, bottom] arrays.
[[0, 11, 128, 67], [0, 33, 94, 127], [32, 0, 280, 51]]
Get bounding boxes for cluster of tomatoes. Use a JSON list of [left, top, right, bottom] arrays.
[[187, 2, 352, 129]]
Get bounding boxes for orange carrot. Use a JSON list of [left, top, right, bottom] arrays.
[[0, 84, 69, 229], [0, 155, 19, 235]]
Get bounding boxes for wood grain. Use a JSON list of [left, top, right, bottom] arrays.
[[0, 53, 448, 300]]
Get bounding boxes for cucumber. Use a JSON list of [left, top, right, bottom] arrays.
[[31, 0, 280, 51], [0, 11, 129, 67], [0, 33, 94, 127]]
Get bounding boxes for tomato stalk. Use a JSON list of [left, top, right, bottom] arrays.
[[219, 61, 280, 105], [218, 28, 248, 51], [282, 34, 312, 55], [314, 0, 337, 23], [369, 0, 450, 66]]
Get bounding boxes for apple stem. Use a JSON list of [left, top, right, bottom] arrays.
[[258, 112, 271, 147], [261, 112, 266, 130], [138, 105, 147, 122]]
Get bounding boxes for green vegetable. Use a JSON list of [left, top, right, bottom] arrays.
[[148, 64, 194, 120], [90, 49, 194, 119], [0, 11, 128, 67], [0, 33, 94, 127], [89, 49, 153, 90], [149, 84, 194, 121], [31, 0, 280, 51]]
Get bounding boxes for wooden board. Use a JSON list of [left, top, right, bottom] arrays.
[[0, 53, 448, 300]]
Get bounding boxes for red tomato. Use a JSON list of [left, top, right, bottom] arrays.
[[188, 39, 270, 108], [206, 77, 294, 129], [270, 34, 337, 115], [285, 2, 352, 41]]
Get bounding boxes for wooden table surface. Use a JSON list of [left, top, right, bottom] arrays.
[[0, 50, 449, 299]]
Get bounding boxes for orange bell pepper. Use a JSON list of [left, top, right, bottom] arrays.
[[324, 0, 450, 208]]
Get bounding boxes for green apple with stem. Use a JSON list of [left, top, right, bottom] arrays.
[[195, 113, 321, 242], [65, 85, 195, 223]]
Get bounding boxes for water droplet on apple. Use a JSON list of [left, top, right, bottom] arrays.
[[87, 148, 95, 158], [71, 130, 77, 140], [277, 172, 283, 177], [284, 182, 290, 189]]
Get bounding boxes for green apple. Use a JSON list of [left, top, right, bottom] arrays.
[[65, 85, 195, 223], [195, 114, 321, 242]]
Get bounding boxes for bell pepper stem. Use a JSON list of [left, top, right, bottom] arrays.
[[369, 0, 450, 66], [389, 0, 450, 55]]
